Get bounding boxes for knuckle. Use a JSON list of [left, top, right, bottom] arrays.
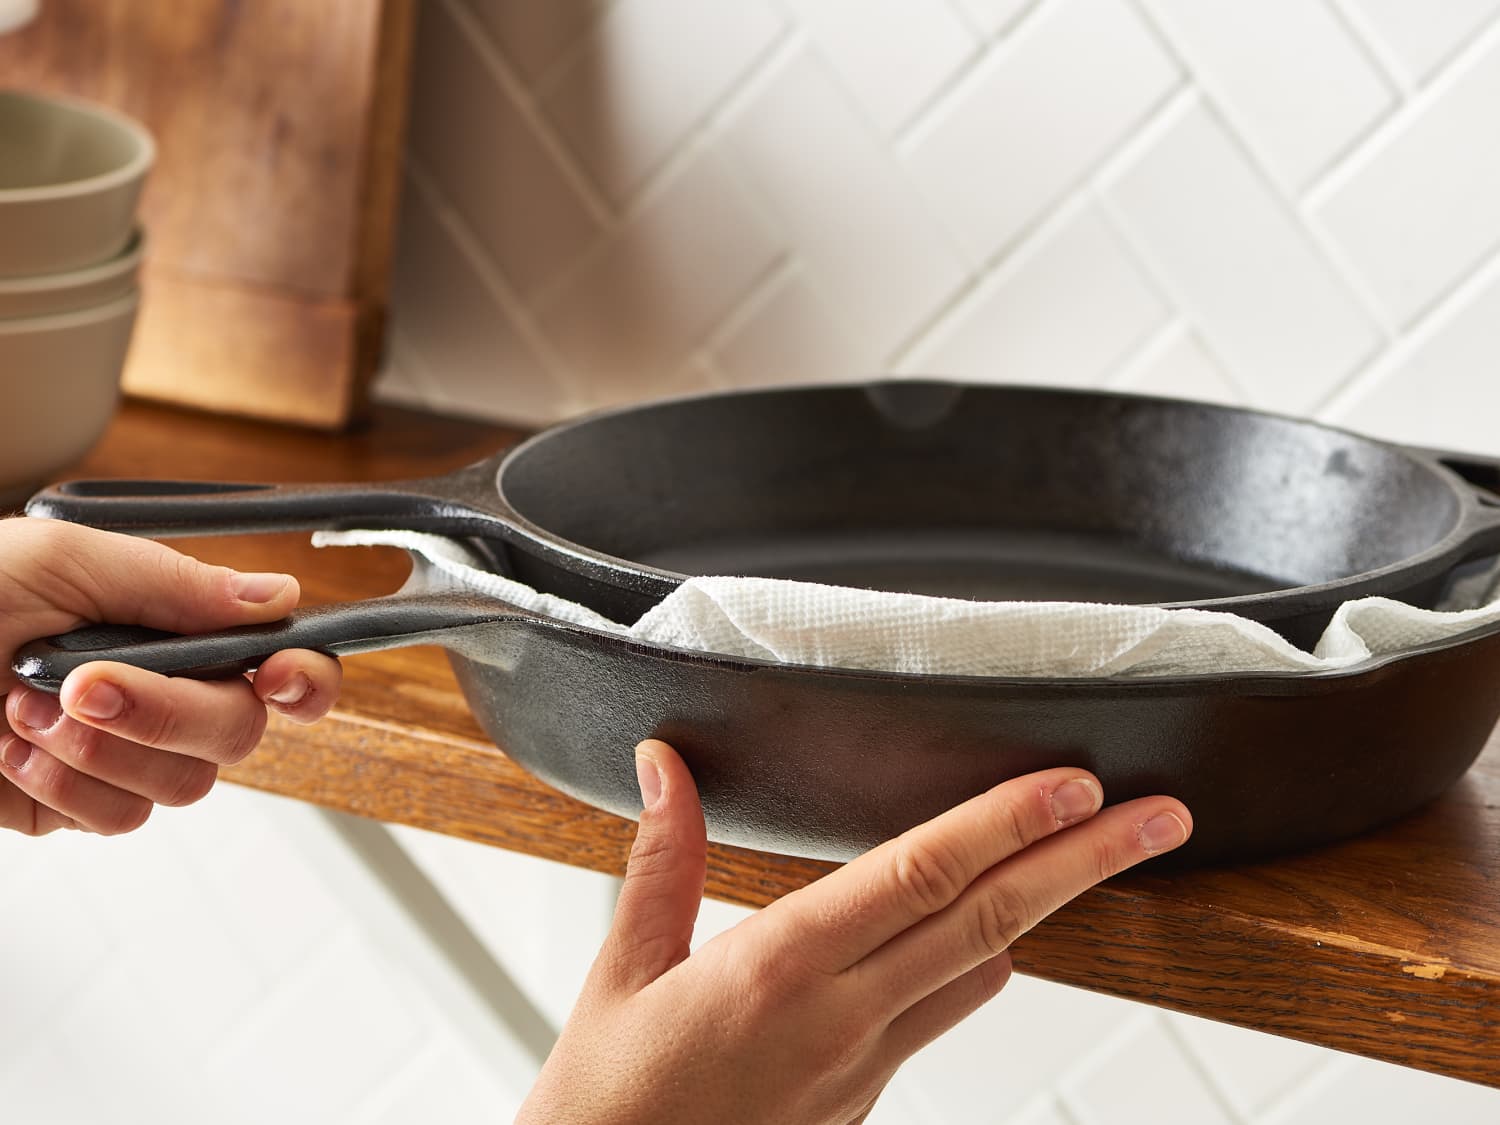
[[992, 794, 1038, 851], [161, 762, 218, 807], [96, 799, 152, 836], [973, 883, 1032, 958], [220, 710, 267, 764], [891, 839, 969, 916], [60, 721, 109, 772]]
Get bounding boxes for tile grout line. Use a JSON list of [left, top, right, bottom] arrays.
[[889, 73, 1191, 374], [401, 160, 594, 415], [437, 0, 615, 228], [1157, 1014, 1254, 1125], [1314, 241, 1500, 420], [1321, 0, 1414, 99]]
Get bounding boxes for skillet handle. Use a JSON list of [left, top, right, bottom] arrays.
[[24, 459, 505, 539], [12, 587, 516, 693]]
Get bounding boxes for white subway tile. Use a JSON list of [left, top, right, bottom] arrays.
[[1142, 0, 1393, 190], [1344, 0, 1500, 84], [359, 1043, 527, 1125], [1313, 33, 1500, 326], [787, 0, 977, 133], [1266, 1053, 1500, 1125], [899, 974, 1139, 1122], [541, 0, 784, 202], [1061, 1016, 1236, 1125], [909, 203, 1168, 387], [713, 268, 891, 386], [535, 147, 783, 402], [1114, 327, 1245, 407], [1165, 1010, 1327, 1119], [407, 0, 603, 301], [459, 0, 608, 86], [199, 929, 430, 1125], [955, 0, 1038, 37], [390, 181, 573, 427], [1331, 263, 1500, 456], [392, 823, 619, 1030], [722, 51, 968, 360], [905, 0, 1179, 263], [1103, 101, 1380, 413], [0, 1041, 117, 1125]]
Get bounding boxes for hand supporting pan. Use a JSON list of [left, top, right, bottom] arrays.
[[16, 550, 1500, 869], [27, 382, 1500, 647]]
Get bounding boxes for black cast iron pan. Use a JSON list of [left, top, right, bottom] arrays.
[[14, 547, 1500, 869], [27, 382, 1500, 649]]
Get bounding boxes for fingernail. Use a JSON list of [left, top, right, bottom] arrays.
[[1050, 778, 1102, 824], [1138, 812, 1188, 855], [14, 690, 61, 733], [0, 736, 32, 771], [267, 674, 310, 707], [635, 749, 663, 811], [74, 680, 126, 721], [232, 571, 292, 603]]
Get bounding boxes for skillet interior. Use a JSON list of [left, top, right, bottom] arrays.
[[496, 383, 1461, 607]]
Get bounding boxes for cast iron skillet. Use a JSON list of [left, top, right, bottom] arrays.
[[15, 548, 1500, 869], [26, 382, 1500, 649]]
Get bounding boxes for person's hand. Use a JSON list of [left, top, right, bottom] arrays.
[[519, 740, 1192, 1125], [0, 518, 341, 836]]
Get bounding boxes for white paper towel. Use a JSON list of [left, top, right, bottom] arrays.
[[313, 530, 1500, 678]]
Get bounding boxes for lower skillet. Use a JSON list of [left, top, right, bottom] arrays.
[[17, 546, 1500, 869]]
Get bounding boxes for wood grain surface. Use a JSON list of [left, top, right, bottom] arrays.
[[44, 400, 1500, 1088], [0, 0, 415, 428]]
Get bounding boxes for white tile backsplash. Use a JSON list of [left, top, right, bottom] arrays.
[[1312, 27, 1500, 327], [539, 0, 785, 204], [721, 48, 969, 362], [1141, 0, 1394, 190], [1101, 98, 1380, 413], [1343, 0, 1500, 85], [908, 200, 1168, 386], [905, 0, 1181, 264], [789, 0, 978, 134]]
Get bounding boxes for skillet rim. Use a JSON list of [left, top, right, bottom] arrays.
[[486, 379, 1495, 623]]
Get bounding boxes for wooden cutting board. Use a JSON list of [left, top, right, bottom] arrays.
[[0, 0, 415, 429]]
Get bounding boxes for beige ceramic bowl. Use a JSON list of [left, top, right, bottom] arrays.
[[0, 289, 139, 508], [0, 90, 154, 278], [0, 225, 144, 320]]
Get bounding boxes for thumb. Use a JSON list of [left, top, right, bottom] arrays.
[[593, 739, 708, 996], [7, 520, 301, 635]]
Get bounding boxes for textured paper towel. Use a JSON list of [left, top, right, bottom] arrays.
[[314, 530, 1500, 678]]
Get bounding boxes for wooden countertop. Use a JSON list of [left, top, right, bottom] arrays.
[[56, 399, 1500, 1087]]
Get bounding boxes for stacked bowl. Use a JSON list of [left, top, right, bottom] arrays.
[[0, 88, 153, 507]]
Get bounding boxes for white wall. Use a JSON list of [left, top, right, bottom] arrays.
[[8, 3, 1500, 1123]]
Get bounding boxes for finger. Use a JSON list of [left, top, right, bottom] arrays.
[[879, 953, 1013, 1067], [0, 735, 151, 834], [856, 798, 1191, 1015], [252, 649, 343, 725], [589, 740, 708, 996], [56, 661, 268, 765], [5, 519, 300, 634], [7, 688, 218, 806], [0, 771, 76, 835], [767, 768, 1104, 973]]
